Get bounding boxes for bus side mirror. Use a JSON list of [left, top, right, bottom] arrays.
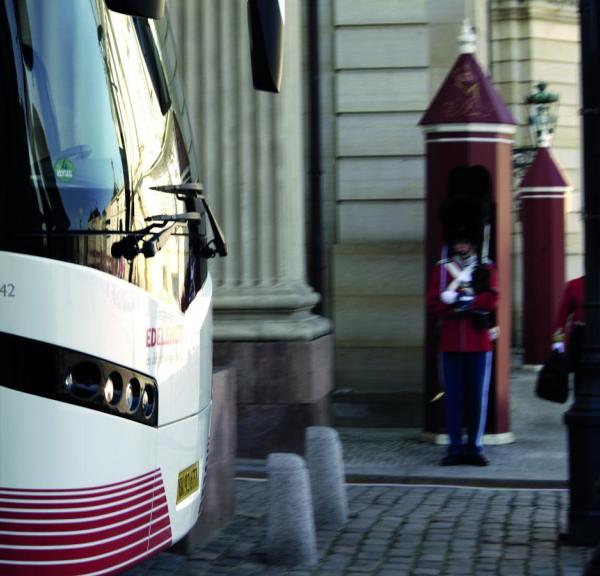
[[248, 0, 284, 93], [105, 0, 165, 19]]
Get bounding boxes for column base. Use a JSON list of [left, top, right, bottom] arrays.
[[420, 431, 515, 445], [215, 334, 334, 458], [237, 396, 331, 458]]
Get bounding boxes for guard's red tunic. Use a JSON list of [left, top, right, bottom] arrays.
[[553, 275, 585, 351], [427, 259, 499, 353]]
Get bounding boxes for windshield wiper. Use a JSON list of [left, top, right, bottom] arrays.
[[150, 182, 202, 200], [151, 183, 227, 258], [111, 212, 200, 261]]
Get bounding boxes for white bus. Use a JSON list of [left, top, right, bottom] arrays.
[[0, 1, 283, 574]]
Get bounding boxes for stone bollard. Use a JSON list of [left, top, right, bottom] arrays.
[[305, 426, 348, 529], [266, 453, 317, 566]]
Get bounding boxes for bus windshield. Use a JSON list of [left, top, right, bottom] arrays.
[[16, 0, 126, 232]]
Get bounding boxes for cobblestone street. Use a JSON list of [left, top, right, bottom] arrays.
[[125, 479, 593, 576]]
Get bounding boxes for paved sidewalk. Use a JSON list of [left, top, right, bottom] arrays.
[[337, 365, 570, 487], [123, 366, 595, 575]]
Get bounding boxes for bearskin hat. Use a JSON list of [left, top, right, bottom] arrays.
[[439, 166, 492, 247]]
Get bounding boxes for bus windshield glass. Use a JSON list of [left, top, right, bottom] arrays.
[[16, 0, 126, 233]]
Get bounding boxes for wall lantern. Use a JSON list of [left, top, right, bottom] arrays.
[[525, 81, 560, 148]]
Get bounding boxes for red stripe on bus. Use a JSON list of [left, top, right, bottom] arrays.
[[0, 499, 169, 533], [0, 480, 162, 510], [0, 524, 152, 561], [0, 470, 172, 575], [148, 514, 171, 537], [0, 492, 156, 521], [0, 470, 159, 496], [0, 535, 172, 576], [0, 506, 150, 533], [0, 509, 168, 546]]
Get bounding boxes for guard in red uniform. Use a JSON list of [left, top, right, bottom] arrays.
[[427, 227, 499, 466], [552, 276, 585, 382]]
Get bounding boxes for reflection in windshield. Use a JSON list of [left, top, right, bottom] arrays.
[[18, 0, 126, 232], [7, 0, 204, 310]]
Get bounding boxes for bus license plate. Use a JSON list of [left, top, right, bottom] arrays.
[[176, 462, 200, 505]]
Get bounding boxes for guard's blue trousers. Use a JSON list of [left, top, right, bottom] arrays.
[[440, 351, 492, 456]]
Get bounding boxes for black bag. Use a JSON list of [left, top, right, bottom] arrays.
[[536, 350, 569, 403]]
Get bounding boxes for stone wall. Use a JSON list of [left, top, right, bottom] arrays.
[[324, 0, 480, 422]]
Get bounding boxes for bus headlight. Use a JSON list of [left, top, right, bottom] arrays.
[[1, 333, 159, 426], [64, 372, 74, 392], [104, 372, 123, 406], [141, 384, 156, 419], [66, 361, 101, 400], [125, 378, 141, 413], [104, 377, 114, 404]]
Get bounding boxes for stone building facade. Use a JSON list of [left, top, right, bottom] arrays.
[[168, 0, 581, 431]]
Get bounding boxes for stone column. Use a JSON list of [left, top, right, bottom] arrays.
[[169, 0, 333, 458]]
